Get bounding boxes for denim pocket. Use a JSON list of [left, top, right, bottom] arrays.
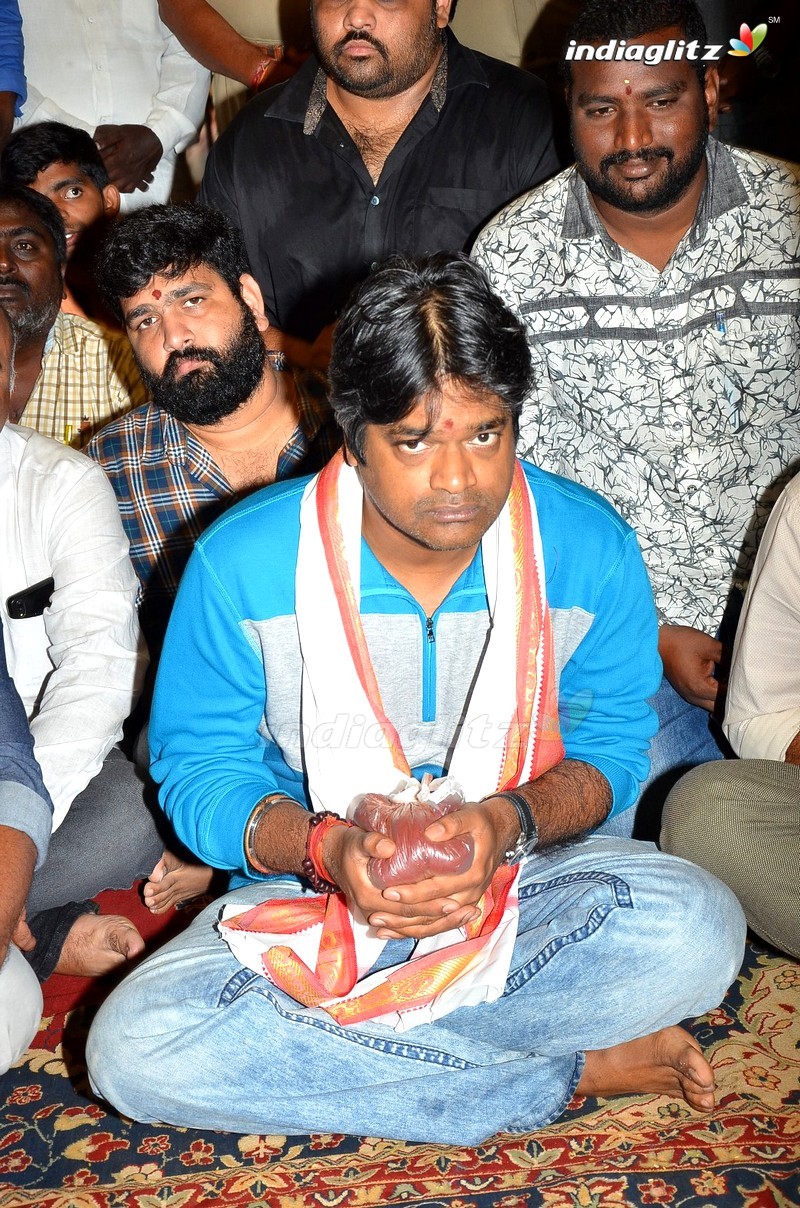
[[504, 870, 633, 994]]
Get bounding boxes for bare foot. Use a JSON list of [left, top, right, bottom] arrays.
[[55, 913, 145, 977], [578, 1025, 716, 1112], [143, 852, 215, 915]]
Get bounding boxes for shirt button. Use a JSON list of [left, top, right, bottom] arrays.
[[370, 195, 380, 206]]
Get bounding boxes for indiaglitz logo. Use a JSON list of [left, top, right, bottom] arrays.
[[564, 20, 771, 65], [564, 37, 724, 64], [728, 23, 768, 56]]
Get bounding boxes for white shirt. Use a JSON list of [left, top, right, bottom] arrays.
[[16, 0, 210, 206], [0, 424, 145, 828], [724, 474, 800, 761]]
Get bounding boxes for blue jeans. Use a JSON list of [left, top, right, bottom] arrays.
[[87, 836, 746, 1144], [640, 592, 744, 827], [635, 677, 732, 840], [646, 677, 729, 788]]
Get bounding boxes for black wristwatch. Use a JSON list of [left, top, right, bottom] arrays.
[[483, 790, 540, 865]]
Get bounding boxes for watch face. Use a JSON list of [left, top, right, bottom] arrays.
[[503, 838, 530, 866], [503, 826, 539, 866]]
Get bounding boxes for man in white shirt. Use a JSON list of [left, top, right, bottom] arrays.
[[661, 474, 800, 960], [0, 303, 161, 978], [16, 0, 210, 208]]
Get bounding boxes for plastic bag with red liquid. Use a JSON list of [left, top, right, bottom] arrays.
[[350, 775, 474, 889]]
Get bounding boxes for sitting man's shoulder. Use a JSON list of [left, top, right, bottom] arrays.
[[473, 166, 579, 275], [764, 470, 800, 534], [8, 422, 117, 496], [523, 459, 636, 548], [49, 312, 146, 395], [87, 401, 164, 463], [726, 143, 800, 196], [197, 473, 311, 559], [456, 36, 551, 100], [51, 310, 128, 353]]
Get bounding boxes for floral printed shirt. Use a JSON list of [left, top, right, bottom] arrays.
[[474, 139, 800, 632]]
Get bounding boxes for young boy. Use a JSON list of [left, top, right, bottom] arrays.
[[1, 122, 120, 324]]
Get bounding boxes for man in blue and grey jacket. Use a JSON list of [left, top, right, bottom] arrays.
[[87, 255, 746, 1145]]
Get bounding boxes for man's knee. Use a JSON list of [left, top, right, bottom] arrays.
[[87, 951, 180, 1121], [662, 760, 800, 959], [662, 760, 776, 878], [661, 760, 737, 856], [86, 963, 165, 1121], [29, 750, 164, 915], [87, 893, 248, 1120], [575, 840, 746, 1008], [0, 946, 43, 1073], [662, 759, 800, 849]]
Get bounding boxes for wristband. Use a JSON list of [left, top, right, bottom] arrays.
[[302, 811, 353, 894], [481, 789, 539, 865], [244, 793, 293, 874]]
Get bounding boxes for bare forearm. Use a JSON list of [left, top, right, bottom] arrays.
[[0, 827, 37, 962], [247, 797, 311, 876], [499, 759, 612, 848], [158, 0, 267, 84]]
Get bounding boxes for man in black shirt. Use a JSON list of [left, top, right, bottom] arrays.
[[198, 0, 557, 364]]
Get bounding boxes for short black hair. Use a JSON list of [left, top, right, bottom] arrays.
[[0, 184, 67, 265], [563, 0, 709, 89], [1, 121, 111, 191], [97, 203, 251, 321], [329, 253, 532, 463]]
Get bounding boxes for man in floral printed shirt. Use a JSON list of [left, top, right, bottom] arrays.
[[473, 0, 800, 823]]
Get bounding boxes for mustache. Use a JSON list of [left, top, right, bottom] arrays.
[[163, 346, 223, 378], [333, 30, 389, 60], [419, 491, 490, 510], [0, 276, 30, 293], [600, 146, 675, 172]]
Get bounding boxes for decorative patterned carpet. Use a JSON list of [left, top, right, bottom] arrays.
[[1, 892, 798, 1208]]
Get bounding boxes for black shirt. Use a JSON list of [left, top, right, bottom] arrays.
[[198, 30, 558, 342]]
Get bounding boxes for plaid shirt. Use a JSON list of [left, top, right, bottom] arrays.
[[18, 311, 148, 448], [87, 365, 339, 652]]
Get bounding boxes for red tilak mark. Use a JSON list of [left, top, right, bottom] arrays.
[[442, 418, 454, 430], [624, 80, 632, 95], [152, 289, 162, 299]]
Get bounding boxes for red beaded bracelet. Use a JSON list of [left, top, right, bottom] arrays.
[[302, 811, 353, 894]]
